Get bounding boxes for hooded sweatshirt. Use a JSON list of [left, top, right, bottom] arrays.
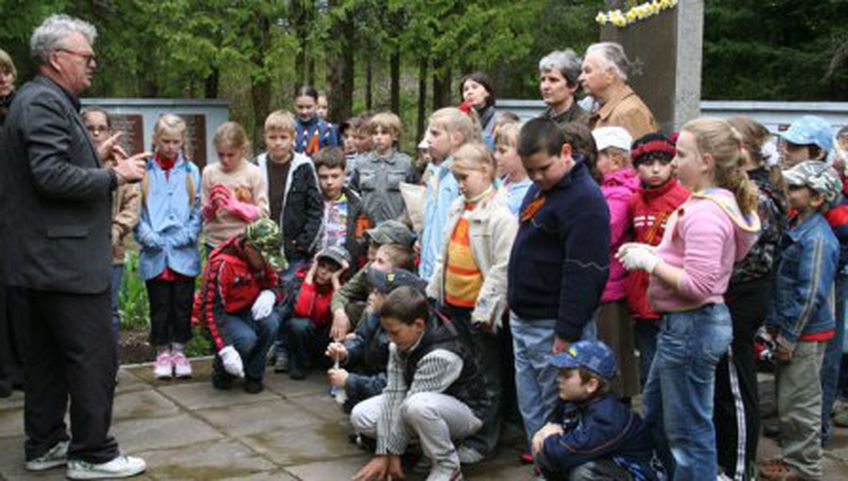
[[648, 188, 760, 312], [600, 168, 641, 303]]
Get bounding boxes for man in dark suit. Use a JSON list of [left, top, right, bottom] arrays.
[[0, 14, 148, 480]]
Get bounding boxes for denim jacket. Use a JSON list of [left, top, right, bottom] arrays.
[[134, 155, 202, 280], [766, 213, 839, 349]]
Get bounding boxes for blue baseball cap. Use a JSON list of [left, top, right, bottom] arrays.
[[551, 340, 617, 382], [780, 116, 833, 153]]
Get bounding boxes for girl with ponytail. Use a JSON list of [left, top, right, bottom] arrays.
[[616, 118, 761, 480]]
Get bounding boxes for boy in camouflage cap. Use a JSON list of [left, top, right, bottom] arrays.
[[193, 218, 285, 394], [760, 161, 841, 479]]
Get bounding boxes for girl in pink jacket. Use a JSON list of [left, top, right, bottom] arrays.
[[617, 118, 760, 481], [591, 126, 642, 399]]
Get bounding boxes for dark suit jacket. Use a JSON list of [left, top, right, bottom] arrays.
[[0, 76, 115, 294]]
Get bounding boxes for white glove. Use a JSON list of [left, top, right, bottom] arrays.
[[617, 243, 661, 273], [251, 290, 275, 320], [218, 345, 244, 378]]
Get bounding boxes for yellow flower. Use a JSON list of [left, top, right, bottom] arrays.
[[626, 9, 638, 22], [595, 12, 608, 24]]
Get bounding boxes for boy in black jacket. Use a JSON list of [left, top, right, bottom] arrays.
[[533, 340, 659, 481]]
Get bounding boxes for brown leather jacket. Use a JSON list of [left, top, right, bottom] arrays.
[[112, 182, 141, 264], [589, 84, 657, 139]]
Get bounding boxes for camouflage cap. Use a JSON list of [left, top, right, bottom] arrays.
[[783, 160, 843, 207], [244, 218, 286, 271], [365, 220, 416, 247]]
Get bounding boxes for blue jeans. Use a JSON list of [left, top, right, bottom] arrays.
[[821, 273, 848, 444], [510, 312, 559, 448], [214, 309, 280, 380], [642, 303, 732, 481], [273, 257, 310, 357], [286, 317, 331, 372]]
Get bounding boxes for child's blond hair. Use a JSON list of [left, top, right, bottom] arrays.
[[213, 121, 251, 157], [264, 110, 296, 135], [453, 142, 497, 181], [378, 243, 415, 271], [494, 121, 522, 149], [0, 48, 16, 79], [681, 118, 758, 214], [429, 107, 481, 146], [153, 113, 191, 158], [368, 112, 403, 143]]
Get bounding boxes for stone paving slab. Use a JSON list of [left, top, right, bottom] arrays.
[[112, 390, 182, 423], [194, 398, 325, 437], [0, 404, 22, 438], [240, 420, 361, 466], [155, 382, 279, 411], [263, 373, 328, 399], [111, 414, 224, 454], [137, 439, 278, 481]]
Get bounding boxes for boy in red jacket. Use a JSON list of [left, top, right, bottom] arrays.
[[287, 246, 350, 380], [194, 218, 286, 394], [625, 133, 689, 382]]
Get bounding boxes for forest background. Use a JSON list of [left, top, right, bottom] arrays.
[[2, 0, 847, 151]]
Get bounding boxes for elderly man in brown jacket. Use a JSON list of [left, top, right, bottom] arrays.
[[580, 42, 658, 139]]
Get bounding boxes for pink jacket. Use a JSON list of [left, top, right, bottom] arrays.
[[601, 168, 641, 303], [649, 189, 760, 312]]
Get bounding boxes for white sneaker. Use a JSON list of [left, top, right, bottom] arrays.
[[152, 350, 173, 379], [457, 445, 485, 464], [427, 464, 463, 481], [66, 455, 146, 480], [172, 351, 192, 378], [25, 439, 69, 471]]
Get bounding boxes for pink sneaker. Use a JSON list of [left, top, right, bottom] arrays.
[[153, 351, 173, 379], [172, 351, 192, 378]]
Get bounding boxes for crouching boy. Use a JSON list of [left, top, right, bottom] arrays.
[[351, 287, 487, 481], [533, 340, 659, 481], [193, 219, 285, 394]]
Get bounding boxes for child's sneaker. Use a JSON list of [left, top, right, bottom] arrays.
[[152, 351, 173, 379], [66, 455, 146, 479], [426, 464, 463, 481], [25, 439, 69, 471], [172, 351, 192, 378], [273, 351, 289, 373]]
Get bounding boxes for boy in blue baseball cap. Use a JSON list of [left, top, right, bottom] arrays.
[[779, 115, 833, 168], [532, 340, 660, 481]]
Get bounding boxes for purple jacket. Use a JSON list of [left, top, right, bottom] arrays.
[[601, 168, 640, 303]]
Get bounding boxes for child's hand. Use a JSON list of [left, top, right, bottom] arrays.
[[531, 423, 564, 457], [325, 342, 348, 361], [775, 345, 793, 362], [327, 368, 349, 388], [330, 309, 351, 341], [305, 261, 318, 284], [331, 260, 349, 281]]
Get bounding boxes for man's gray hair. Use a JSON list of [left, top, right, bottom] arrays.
[[30, 14, 97, 63], [585, 42, 630, 82], [538, 49, 582, 87]]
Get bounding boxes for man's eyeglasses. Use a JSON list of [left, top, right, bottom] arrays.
[[57, 49, 97, 66]]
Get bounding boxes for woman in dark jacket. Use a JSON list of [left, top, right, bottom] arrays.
[[459, 72, 500, 148]]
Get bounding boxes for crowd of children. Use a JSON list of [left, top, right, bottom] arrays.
[[10, 39, 846, 481]]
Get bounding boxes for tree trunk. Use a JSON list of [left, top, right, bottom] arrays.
[[365, 56, 373, 111], [325, 1, 355, 122], [417, 57, 428, 142], [307, 56, 316, 87], [249, 13, 273, 149], [390, 45, 401, 114], [204, 66, 219, 98], [432, 59, 452, 110]]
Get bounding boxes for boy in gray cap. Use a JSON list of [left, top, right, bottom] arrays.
[[327, 220, 416, 342], [760, 161, 841, 480]]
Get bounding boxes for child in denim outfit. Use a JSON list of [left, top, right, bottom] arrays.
[[533, 340, 659, 481], [759, 161, 841, 481]]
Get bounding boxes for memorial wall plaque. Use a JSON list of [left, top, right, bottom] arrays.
[[109, 114, 145, 157], [181, 114, 208, 169]]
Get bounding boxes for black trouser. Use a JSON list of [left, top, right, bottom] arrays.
[[444, 304, 504, 456], [24, 289, 120, 464], [0, 285, 28, 395], [714, 278, 770, 479], [146, 279, 195, 347]]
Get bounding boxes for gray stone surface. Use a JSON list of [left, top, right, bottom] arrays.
[[1, 359, 846, 480]]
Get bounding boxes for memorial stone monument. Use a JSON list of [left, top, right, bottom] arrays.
[[600, 0, 704, 132]]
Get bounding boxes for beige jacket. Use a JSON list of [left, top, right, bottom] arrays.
[[112, 182, 142, 264], [589, 84, 657, 140], [426, 190, 518, 330]]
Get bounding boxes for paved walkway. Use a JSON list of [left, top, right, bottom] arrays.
[[0, 359, 846, 480]]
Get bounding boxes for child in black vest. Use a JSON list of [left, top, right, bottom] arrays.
[[350, 287, 486, 481]]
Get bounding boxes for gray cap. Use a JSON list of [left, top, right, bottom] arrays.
[[316, 245, 351, 269], [365, 220, 416, 247], [783, 160, 843, 207], [367, 267, 428, 294]]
